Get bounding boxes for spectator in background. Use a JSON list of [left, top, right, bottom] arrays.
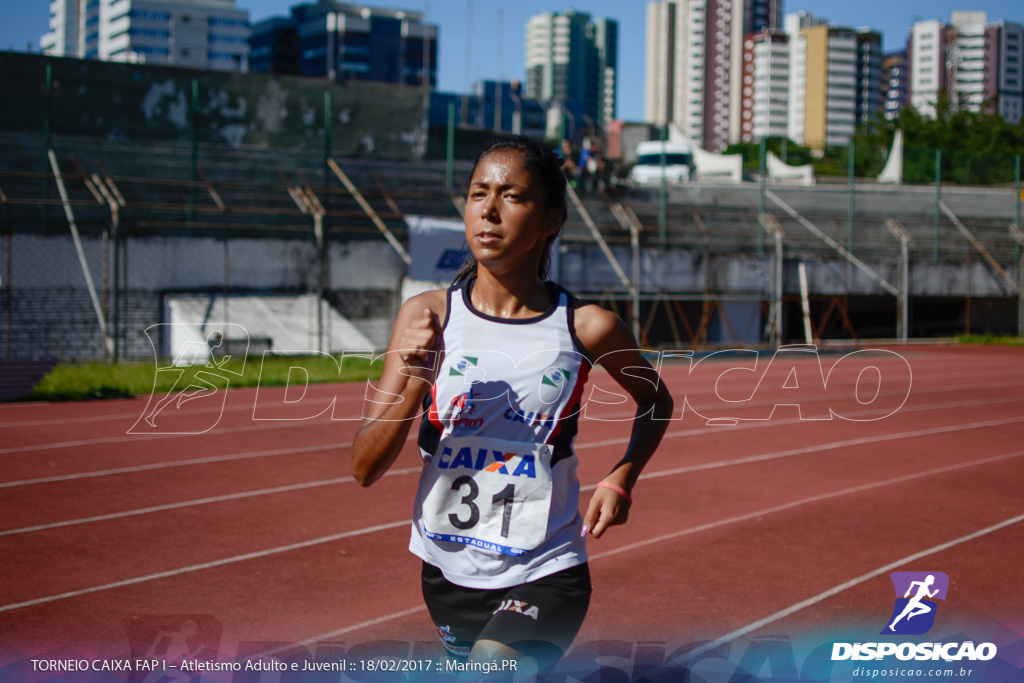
[[587, 145, 606, 195], [577, 140, 593, 194], [559, 139, 578, 188]]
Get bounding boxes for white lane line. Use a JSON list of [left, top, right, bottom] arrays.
[[577, 403, 1024, 452], [262, 606, 432, 656], [0, 468, 419, 537], [0, 418, 350, 456], [6, 409, 1019, 538], [3, 364, 1020, 429], [680, 511, 1024, 660], [0, 385, 371, 429], [0, 520, 413, 614], [2, 362, 1015, 448], [0, 441, 355, 489], [267, 451, 1024, 649], [3, 371, 1020, 456], [3, 395, 1021, 491], [588, 450, 1024, 562], [4, 448, 1018, 616], [2, 366, 1015, 430], [641, 417, 1024, 478]]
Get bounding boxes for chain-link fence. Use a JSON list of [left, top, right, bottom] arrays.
[[1, 51, 1022, 359]]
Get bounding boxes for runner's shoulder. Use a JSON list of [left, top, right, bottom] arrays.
[[397, 288, 449, 324], [570, 300, 633, 357]]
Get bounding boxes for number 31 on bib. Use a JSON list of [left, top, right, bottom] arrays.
[[420, 436, 554, 556]]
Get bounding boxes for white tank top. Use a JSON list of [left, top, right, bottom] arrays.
[[409, 279, 592, 589]]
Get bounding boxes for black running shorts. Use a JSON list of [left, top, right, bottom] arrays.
[[421, 561, 592, 665]]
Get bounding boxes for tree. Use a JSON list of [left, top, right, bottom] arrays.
[[853, 91, 1024, 185]]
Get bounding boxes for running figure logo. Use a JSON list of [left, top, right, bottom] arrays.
[[882, 571, 949, 635], [128, 323, 249, 435]]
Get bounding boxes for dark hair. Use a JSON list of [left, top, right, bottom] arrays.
[[453, 134, 568, 283]]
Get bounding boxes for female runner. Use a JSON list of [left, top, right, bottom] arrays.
[[352, 134, 673, 671]]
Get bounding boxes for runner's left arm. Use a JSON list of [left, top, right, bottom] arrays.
[[575, 305, 674, 538]]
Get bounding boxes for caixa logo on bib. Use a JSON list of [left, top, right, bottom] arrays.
[[882, 571, 949, 635]]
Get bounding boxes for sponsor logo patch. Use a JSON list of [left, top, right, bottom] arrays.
[[435, 625, 470, 657], [493, 599, 540, 621], [449, 356, 479, 377]]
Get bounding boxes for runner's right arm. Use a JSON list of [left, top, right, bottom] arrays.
[[352, 291, 445, 487]]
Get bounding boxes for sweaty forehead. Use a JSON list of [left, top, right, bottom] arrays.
[[471, 150, 533, 186]]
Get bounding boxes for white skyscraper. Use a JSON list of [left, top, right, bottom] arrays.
[[525, 9, 617, 132], [644, 0, 707, 145], [740, 30, 790, 143], [908, 12, 1023, 123], [645, 0, 781, 152], [41, 0, 250, 72], [951, 12, 988, 112], [40, 0, 89, 57], [909, 19, 948, 118]]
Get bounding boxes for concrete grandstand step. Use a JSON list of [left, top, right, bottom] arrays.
[[0, 358, 59, 402]]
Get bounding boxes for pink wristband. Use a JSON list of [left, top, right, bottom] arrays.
[[597, 481, 632, 507]]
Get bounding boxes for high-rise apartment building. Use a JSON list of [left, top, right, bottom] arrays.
[[41, 0, 91, 57], [908, 12, 1023, 123], [645, 0, 780, 152], [41, 0, 250, 71], [525, 10, 618, 133], [249, 2, 437, 86], [740, 30, 789, 143], [855, 29, 884, 128], [786, 13, 882, 149], [882, 51, 908, 120], [950, 12, 989, 112], [993, 21, 1024, 122], [908, 20, 951, 118], [644, 0, 706, 145]]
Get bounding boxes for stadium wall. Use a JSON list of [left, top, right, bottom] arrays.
[[1, 233, 403, 360]]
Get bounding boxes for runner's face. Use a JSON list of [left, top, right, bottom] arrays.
[[466, 150, 559, 274]]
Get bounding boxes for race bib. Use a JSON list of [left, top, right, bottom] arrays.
[[420, 436, 554, 556]]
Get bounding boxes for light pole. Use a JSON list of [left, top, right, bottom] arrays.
[[509, 87, 522, 135], [561, 104, 576, 142], [581, 113, 595, 137]]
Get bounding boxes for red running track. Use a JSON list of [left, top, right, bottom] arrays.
[[1, 344, 1022, 670]]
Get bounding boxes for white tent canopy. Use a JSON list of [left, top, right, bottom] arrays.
[[877, 129, 904, 184], [666, 123, 743, 183], [165, 294, 375, 361], [767, 151, 815, 186]]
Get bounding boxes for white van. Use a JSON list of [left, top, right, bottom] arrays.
[[629, 140, 694, 185]]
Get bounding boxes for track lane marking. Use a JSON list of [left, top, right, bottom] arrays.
[[2, 447, 1020, 615], [257, 451, 1024, 650], [0, 419, 354, 456], [2, 362, 1018, 428], [0, 469, 419, 537], [680, 511, 1024, 660], [2, 366, 1015, 436], [0, 384, 376, 428], [2, 396, 1021, 492], [2, 378, 1021, 462], [0, 520, 413, 614], [587, 450, 1024, 562], [5, 408, 1020, 537], [0, 441, 357, 489]]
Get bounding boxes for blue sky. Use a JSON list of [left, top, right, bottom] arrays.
[[3, 1, 1021, 121]]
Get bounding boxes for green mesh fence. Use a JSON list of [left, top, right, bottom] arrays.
[[0, 51, 426, 157]]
